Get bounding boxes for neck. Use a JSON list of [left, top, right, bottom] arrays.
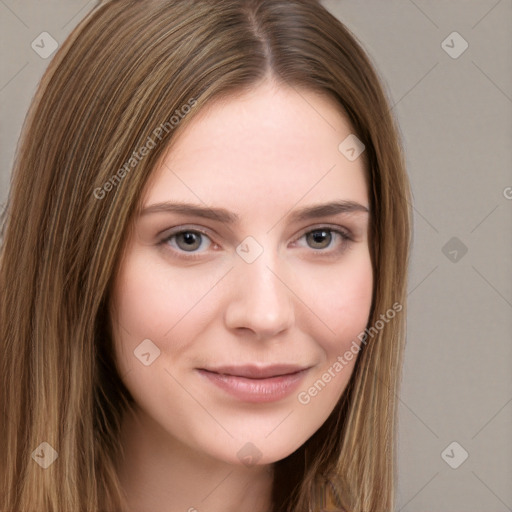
[[116, 406, 274, 512]]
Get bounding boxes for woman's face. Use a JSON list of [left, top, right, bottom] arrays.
[[111, 80, 373, 466]]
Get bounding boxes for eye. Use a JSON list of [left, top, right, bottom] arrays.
[[305, 229, 334, 249], [160, 228, 213, 256], [295, 227, 352, 254]]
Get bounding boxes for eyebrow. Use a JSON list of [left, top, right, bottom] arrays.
[[140, 200, 369, 224]]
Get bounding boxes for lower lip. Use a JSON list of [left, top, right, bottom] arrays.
[[197, 369, 309, 403]]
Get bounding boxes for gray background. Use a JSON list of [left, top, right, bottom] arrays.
[[1, 0, 511, 510]]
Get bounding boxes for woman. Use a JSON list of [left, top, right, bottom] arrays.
[[0, 0, 411, 511]]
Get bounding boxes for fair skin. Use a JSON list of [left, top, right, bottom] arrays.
[[110, 78, 373, 512]]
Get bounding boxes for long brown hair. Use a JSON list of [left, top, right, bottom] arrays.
[[0, 1, 411, 510]]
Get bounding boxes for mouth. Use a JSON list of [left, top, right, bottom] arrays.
[[200, 364, 310, 379], [196, 364, 311, 403]]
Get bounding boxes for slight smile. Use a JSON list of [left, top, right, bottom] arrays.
[[197, 364, 311, 403]]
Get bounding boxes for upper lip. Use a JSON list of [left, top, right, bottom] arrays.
[[200, 364, 310, 379]]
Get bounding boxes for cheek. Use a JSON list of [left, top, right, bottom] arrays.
[[298, 250, 372, 381], [308, 250, 373, 351], [109, 248, 227, 375], [110, 266, 167, 369], [294, 255, 372, 418], [109, 248, 171, 374], [333, 262, 373, 344]]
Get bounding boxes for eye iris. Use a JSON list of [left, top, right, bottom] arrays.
[[176, 232, 201, 251], [307, 230, 332, 249]]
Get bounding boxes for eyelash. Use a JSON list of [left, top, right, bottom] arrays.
[[158, 225, 354, 261]]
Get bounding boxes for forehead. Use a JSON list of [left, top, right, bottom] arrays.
[[142, 81, 368, 216]]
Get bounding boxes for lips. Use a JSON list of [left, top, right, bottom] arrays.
[[196, 364, 311, 403], [199, 364, 309, 379]]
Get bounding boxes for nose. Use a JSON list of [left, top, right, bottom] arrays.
[[223, 248, 295, 340]]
